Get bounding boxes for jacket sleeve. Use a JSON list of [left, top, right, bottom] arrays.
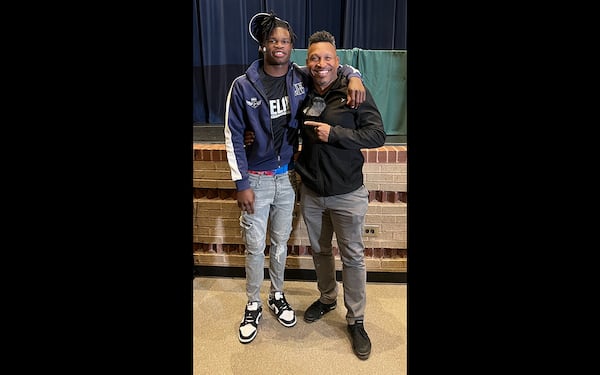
[[223, 77, 251, 191], [338, 64, 362, 80], [328, 89, 387, 149]]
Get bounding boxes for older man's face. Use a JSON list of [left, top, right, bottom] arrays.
[[306, 41, 340, 91]]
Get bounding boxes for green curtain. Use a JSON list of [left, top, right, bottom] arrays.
[[291, 49, 406, 137]]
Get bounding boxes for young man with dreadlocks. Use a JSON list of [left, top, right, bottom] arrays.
[[224, 12, 366, 344]]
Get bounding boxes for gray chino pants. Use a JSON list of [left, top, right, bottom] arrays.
[[300, 184, 369, 325]]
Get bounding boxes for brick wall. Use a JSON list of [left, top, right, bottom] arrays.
[[193, 144, 407, 273]]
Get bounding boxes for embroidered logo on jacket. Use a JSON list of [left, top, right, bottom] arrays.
[[246, 97, 261, 108], [293, 82, 305, 96]]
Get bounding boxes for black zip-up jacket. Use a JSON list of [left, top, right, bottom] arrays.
[[296, 73, 386, 196]]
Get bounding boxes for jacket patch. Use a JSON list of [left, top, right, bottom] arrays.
[[246, 97, 261, 108], [293, 82, 305, 96]]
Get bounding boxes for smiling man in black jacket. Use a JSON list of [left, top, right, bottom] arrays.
[[296, 30, 386, 361]]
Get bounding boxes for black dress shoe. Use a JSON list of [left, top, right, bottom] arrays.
[[347, 320, 371, 360], [303, 299, 337, 322]]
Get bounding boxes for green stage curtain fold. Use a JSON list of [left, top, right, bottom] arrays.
[[290, 49, 406, 137]]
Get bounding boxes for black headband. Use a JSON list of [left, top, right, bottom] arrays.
[[248, 12, 288, 43]]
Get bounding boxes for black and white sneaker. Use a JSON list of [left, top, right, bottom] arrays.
[[238, 302, 262, 344], [267, 291, 297, 327]]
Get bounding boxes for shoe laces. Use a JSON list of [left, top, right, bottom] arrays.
[[271, 293, 292, 310], [350, 322, 369, 338], [243, 312, 257, 324], [243, 304, 260, 324]]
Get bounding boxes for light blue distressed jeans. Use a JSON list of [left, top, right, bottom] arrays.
[[240, 171, 296, 306]]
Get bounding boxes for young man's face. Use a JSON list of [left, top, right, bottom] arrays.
[[306, 41, 340, 90], [263, 27, 292, 66]]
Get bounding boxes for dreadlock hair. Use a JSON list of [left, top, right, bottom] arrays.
[[252, 11, 297, 51], [308, 30, 336, 47]]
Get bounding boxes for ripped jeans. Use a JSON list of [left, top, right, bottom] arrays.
[[240, 171, 296, 305]]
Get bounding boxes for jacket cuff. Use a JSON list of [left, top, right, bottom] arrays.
[[236, 178, 250, 192]]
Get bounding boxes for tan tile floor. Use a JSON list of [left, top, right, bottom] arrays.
[[193, 276, 407, 375]]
